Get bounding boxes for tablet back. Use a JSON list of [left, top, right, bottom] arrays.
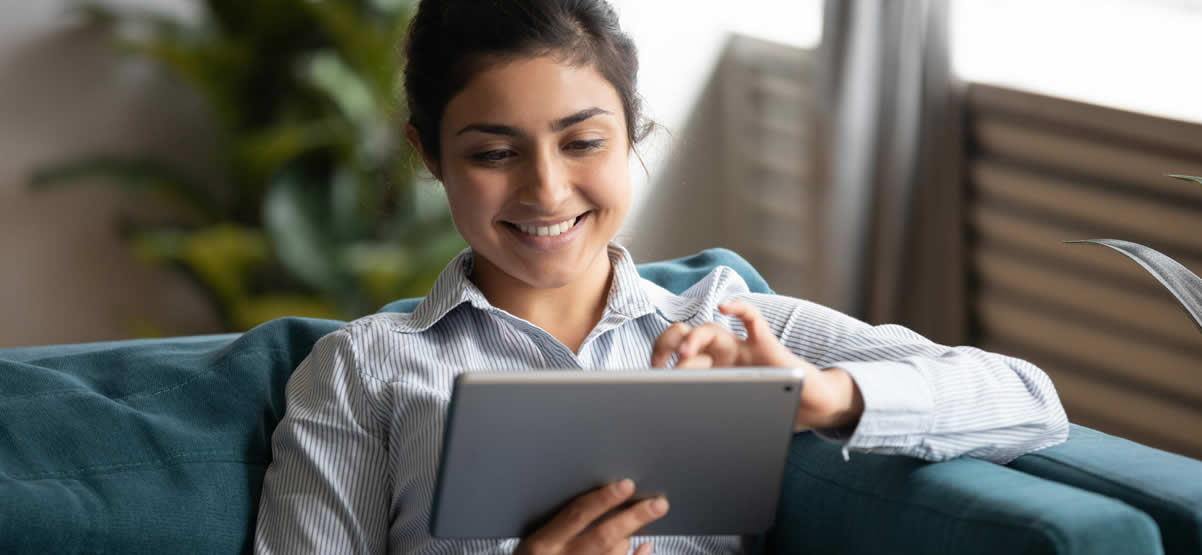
[[429, 369, 802, 538]]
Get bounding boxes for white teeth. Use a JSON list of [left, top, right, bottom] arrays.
[[515, 216, 579, 237]]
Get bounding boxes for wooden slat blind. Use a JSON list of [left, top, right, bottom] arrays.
[[720, 35, 816, 300], [965, 84, 1202, 459]]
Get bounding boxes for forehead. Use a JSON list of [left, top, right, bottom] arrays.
[[442, 55, 625, 131]]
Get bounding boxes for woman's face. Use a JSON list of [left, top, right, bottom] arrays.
[[431, 55, 632, 291]]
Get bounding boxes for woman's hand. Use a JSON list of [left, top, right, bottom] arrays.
[[514, 479, 667, 555], [650, 299, 864, 432]]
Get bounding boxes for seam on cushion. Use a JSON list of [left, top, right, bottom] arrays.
[[787, 458, 1072, 552], [0, 347, 295, 404], [1, 450, 268, 480], [116, 347, 291, 402], [1021, 452, 1199, 520]]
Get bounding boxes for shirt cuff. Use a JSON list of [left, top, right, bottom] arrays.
[[812, 360, 935, 451]]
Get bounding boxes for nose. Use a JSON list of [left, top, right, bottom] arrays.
[[518, 146, 571, 210]]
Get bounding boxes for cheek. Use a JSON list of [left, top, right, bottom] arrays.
[[442, 169, 507, 227], [587, 152, 632, 209]]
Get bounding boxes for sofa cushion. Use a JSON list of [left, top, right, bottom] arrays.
[[0, 248, 768, 554], [0, 317, 341, 554]]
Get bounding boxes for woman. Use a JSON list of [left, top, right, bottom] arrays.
[[254, 1, 1069, 553]]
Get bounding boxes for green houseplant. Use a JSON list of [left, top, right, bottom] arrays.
[[31, 0, 464, 332], [1069, 174, 1202, 334]]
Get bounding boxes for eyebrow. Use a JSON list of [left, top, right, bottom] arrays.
[[455, 107, 613, 137]]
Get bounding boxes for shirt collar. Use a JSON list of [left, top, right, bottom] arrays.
[[394, 242, 658, 333], [603, 243, 658, 320]]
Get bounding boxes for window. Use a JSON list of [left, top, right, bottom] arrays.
[[952, 0, 1202, 124]]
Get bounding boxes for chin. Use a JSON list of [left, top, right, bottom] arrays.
[[513, 259, 582, 290]]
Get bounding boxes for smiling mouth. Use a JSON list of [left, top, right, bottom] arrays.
[[504, 211, 589, 237]]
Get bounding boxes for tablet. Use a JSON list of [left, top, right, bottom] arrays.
[[429, 369, 803, 539]]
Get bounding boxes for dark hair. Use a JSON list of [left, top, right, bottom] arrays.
[[402, 0, 652, 162]]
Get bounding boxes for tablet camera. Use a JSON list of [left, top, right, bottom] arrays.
[[783, 385, 793, 392]]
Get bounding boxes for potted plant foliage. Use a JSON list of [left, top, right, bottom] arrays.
[[30, 0, 464, 332]]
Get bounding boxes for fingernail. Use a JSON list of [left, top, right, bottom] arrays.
[[651, 496, 669, 515], [616, 478, 634, 495]]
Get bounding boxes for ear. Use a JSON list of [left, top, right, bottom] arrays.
[[405, 123, 442, 181]]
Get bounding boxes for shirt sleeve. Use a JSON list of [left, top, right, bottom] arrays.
[[741, 293, 1069, 464], [255, 329, 391, 554]]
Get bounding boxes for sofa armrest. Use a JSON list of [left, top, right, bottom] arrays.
[[1008, 424, 1202, 555], [754, 432, 1163, 555]]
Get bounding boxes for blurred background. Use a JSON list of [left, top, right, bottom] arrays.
[[1, 0, 1200, 457]]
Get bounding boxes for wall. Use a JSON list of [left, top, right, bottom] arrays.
[[611, 0, 820, 261], [0, 0, 219, 347]]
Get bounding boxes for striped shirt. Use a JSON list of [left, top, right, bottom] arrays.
[[254, 244, 1069, 554]]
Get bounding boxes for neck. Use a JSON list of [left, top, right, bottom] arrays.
[[470, 249, 614, 354]]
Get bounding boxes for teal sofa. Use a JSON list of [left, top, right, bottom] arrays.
[[2, 249, 1200, 554]]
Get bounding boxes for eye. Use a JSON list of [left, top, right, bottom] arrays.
[[471, 149, 516, 163], [565, 139, 604, 152]]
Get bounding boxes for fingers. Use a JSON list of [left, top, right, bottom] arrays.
[[654, 321, 741, 368], [634, 542, 654, 555], [674, 353, 713, 369], [577, 497, 669, 553], [532, 479, 635, 546], [655, 300, 776, 369], [651, 322, 690, 367], [719, 299, 772, 344], [677, 323, 739, 367]]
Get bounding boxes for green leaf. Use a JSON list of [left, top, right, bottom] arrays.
[[343, 241, 412, 306], [330, 168, 370, 241], [237, 119, 348, 183], [301, 1, 399, 93], [1066, 239, 1202, 335], [29, 156, 221, 220], [1167, 174, 1202, 186], [129, 224, 269, 304], [184, 225, 270, 302], [263, 169, 346, 298], [301, 50, 378, 125]]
